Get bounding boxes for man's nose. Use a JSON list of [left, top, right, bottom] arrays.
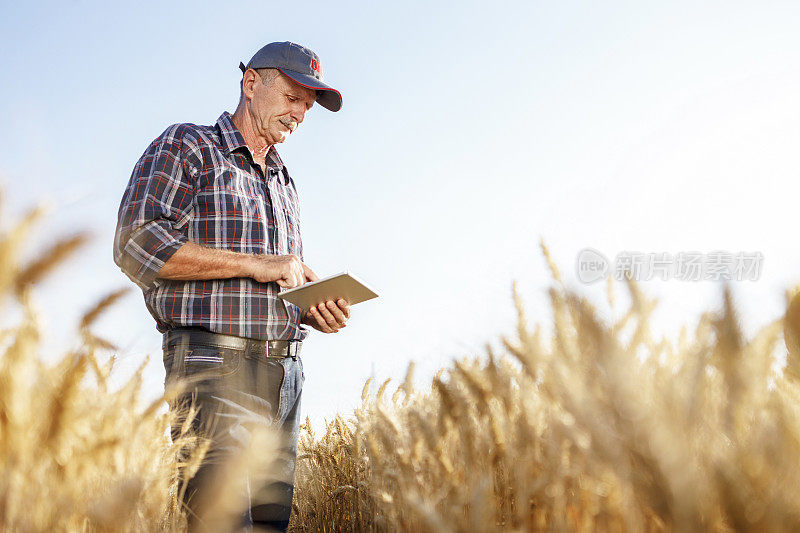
[[291, 106, 306, 124]]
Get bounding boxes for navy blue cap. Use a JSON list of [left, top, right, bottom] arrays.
[[240, 41, 342, 112]]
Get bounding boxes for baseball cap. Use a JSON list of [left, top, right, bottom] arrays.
[[239, 41, 342, 112]]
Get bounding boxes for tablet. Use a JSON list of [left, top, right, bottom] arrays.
[[277, 271, 379, 312]]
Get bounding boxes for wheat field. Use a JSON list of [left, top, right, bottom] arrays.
[[2, 200, 800, 532]]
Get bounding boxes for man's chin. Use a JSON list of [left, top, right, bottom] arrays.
[[271, 131, 291, 144]]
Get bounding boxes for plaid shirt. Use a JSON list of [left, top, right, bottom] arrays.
[[114, 112, 307, 341]]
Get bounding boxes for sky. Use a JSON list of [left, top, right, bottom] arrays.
[[1, 1, 800, 425]]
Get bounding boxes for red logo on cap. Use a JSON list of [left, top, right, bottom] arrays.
[[311, 59, 320, 73]]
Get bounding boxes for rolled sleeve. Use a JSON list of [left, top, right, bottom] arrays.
[[114, 124, 196, 290]]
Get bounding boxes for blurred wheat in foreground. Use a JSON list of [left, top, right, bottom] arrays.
[[292, 253, 800, 532], [4, 196, 800, 533], [0, 202, 194, 531], [0, 201, 281, 532]]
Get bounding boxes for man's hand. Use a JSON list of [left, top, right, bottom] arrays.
[[302, 298, 350, 333], [248, 254, 318, 288]]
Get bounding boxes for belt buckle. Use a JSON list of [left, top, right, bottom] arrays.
[[266, 340, 284, 359], [265, 340, 300, 360]]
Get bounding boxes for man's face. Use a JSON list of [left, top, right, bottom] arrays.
[[248, 71, 317, 146]]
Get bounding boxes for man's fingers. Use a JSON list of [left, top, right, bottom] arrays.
[[316, 303, 339, 329], [289, 263, 305, 287], [309, 307, 326, 331], [303, 263, 319, 282], [309, 307, 334, 333], [286, 255, 305, 287], [276, 265, 304, 288], [337, 298, 351, 319], [325, 300, 347, 326], [251, 254, 311, 287], [279, 272, 299, 288]]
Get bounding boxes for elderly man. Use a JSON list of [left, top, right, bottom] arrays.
[[113, 42, 348, 532]]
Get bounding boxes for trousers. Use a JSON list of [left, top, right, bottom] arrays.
[[163, 331, 304, 532]]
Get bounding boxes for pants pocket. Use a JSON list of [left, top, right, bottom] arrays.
[[183, 346, 240, 376], [165, 345, 242, 397], [246, 356, 285, 423]]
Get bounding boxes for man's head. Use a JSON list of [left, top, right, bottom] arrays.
[[235, 41, 342, 147], [238, 67, 318, 146]]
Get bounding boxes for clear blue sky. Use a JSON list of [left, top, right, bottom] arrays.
[[2, 1, 800, 423]]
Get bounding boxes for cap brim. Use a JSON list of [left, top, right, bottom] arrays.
[[277, 68, 342, 112]]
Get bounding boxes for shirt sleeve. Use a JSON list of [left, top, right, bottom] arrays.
[[113, 124, 196, 290]]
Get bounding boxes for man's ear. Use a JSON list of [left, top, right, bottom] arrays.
[[241, 69, 259, 100]]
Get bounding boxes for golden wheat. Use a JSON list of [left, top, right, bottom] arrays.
[[292, 266, 800, 532], [0, 204, 194, 531], [4, 189, 800, 532], [0, 194, 289, 532]]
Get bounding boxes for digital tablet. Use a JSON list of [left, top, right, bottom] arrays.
[[277, 271, 379, 312]]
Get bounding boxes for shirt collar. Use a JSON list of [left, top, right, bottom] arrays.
[[217, 112, 248, 155], [216, 112, 290, 185]]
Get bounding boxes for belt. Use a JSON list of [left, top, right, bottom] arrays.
[[163, 327, 302, 359]]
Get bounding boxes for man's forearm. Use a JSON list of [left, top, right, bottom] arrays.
[[157, 242, 314, 289], [157, 242, 254, 281]]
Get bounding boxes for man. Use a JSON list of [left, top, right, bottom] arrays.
[[113, 41, 348, 532]]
